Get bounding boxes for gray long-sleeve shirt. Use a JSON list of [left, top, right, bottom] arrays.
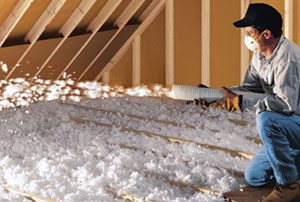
[[234, 35, 300, 114]]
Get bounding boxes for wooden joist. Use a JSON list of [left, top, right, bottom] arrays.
[[3, 185, 55, 202], [62, 101, 195, 129], [116, 143, 244, 179], [70, 116, 254, 160], [104, 186, 157, 202], [144, 171, 221, 196], [62, 101, 261, 145]]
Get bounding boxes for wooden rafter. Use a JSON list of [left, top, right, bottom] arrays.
[[139, 0, 160, 22], [132, 35, 141, 86], [95, 0, 166, 81], [0, 0, 33, 48], [33, 0, 97, 79], [114, 0, 145, 28], [56, 0, 123, 80], [201, 0, 210, 86], [165, 0, 174, 88], [25, 0, 66, 43], [5, 0, 67, 80], [77, 0, 145, 81]]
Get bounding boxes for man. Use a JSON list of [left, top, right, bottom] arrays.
[[232, 3, 300, 202]]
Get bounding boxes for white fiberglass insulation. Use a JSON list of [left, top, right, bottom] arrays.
[[0, 78, 260, 202]]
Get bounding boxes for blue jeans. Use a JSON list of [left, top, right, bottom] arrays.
[[245, 111, 300, 186]]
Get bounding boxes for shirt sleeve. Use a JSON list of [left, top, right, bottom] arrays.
[[255, 61, 300, 114], [230, 63, 265, 93], [228, 62, 266, 111]]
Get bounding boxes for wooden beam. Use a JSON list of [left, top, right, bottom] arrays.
[[3, 185, 55, 202], [0, 0, 33, 48], [63, 101, 262, 145], [71, 116, 254, 159], [166, 0, 174, 88], [139, 0, 160, 22], [60, 0, 96, 37], [56, 0, 123, 80], [5, 0, 67, 80], [240, 0, 250, 82], [201, 0, 210, 86], [102, 71, 110, 84], [78, 0, 145, 81], [284, 0, 294, 40], [95, 0, 166, 81], [114, 0, 145, 28], [132, 35, 141, 86], [33, 0, 96, 79], [25, 0, 66, 43]]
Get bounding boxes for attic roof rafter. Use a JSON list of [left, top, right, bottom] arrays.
[[5, 0, 67, 80], [56, 0, 123, 80], [33, 0, 97, 79], [95, 0, 166, 81], [25, 0, 67, 43], [0, 0, 34, 47], [78, 0, 146, 81]]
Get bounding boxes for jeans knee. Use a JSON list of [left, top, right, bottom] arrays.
[[244, 164, 269, 187], [244, 166, 259, 187]]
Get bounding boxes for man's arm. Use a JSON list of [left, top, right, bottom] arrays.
[[255, 61, 300, 114], [230, 63, 265, 93]]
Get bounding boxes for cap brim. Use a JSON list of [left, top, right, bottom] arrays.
[[233, 18, 252, 27]]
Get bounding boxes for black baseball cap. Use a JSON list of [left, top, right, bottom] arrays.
[[233, 3, 282, 32]]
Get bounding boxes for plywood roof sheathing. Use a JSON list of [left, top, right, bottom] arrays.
[[34, 0, 97, 79], [5, 0, 67, 80], [78, 0, 146, 81], [95, 0, 166, 81], [0, 0, 33, 47], [56, 0, 123, 80]]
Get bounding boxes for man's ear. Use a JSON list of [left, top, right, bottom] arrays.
[[263, 30, 272, 39]]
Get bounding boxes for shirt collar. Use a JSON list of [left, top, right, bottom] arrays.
[[258, 35, 285, 63]]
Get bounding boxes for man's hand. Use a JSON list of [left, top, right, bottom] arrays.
[[210, 87, 243, 112], [186, 85, 242, 112]]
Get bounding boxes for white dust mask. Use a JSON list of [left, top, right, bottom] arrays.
[[244, 35, 258, 52]]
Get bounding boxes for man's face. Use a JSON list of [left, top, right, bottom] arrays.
[[245, 27, 261, 39], [245, 26, 269, 52]]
